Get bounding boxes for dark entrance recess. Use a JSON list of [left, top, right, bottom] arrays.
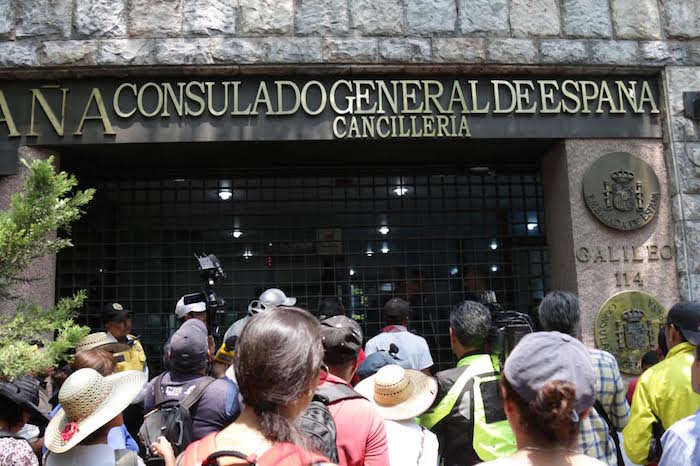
[[56, 139, 554, 373]]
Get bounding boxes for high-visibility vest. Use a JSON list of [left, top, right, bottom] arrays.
[[420, 353, 516, 462], [113, 335, 147, 373]]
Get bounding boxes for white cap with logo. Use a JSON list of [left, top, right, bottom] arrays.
[[175, 293, 207, 319], [247, 288, 296, 316]]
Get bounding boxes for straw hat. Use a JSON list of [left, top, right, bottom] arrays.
[[354, 365, 438, 421], [74, 332, 130, 353], [44, 368, 146, 453]]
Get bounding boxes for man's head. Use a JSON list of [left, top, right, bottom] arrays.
[[665, 302, 700, 350], [383, 298, 410, 326], [321, 315, 363, 382], [318, 297, 346, 320], [168, 319, 210, 374], [449, 300, 491, 357], [175, 293, 208, 323], [102, 303, 131, 341], [537, 291, 581, 338], [641, 350, 659, 372]]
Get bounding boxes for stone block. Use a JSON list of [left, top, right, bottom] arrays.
[[297, 0, 349, 35], [487, 38, 538, 63], [130, 0, 183, 37], [589, 40, 638, 65], [266, 38, 322, 63], [678, 273, 700, 301], [16, 0, 72, 38], [350, 0, 403, 35], [212, 38, 267, 63], [41, 40, 97, 65], [668, 142, 700, 196], [433, 38, 486, 62], [540, 39, 588, 63], [690, 42, 700, 65], [660, 0, 700, 40], [640, 41, 688, 65], [406, 0, 456, 34], [153, 38, 213, 65], [97, 39, 156, 65], [561, 0, 612, 38], [510, 0, 561, 37], [611, 0, 662, 39], [678, 221, 700, 276], [323, 38, 377, 63], [74, 0, 127, 38], [672, 193, 700, 222], [378, 38, 431, 63], [240, 0, 294, 35], [458, 0, 509, 35], [184, 0, 237, 36], [0, 0, 14, 36], [0, 41, 40, 67]]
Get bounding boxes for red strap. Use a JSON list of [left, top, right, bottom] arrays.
[[257, 443, 329, 466], [182, 433, 218, 466]]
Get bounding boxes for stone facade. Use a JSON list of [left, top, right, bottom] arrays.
[[0, 0, 698, 303]]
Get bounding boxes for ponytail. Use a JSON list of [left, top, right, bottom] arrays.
[[503, 377, 580, 444]]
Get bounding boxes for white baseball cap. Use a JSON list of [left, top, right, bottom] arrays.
[[175, 293, 207, 319], [248, 288, 296, 315]]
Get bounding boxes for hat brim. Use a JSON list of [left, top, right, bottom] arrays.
[[681, 328, 700, 346], [282, 297, 296, 306], [44, 370, 146, 454], [0, 386, 49, 427], [354, 370, 438, 421]]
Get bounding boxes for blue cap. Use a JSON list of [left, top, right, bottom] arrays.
[[357, 350, 412, 381]]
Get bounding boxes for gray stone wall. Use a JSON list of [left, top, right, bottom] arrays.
[[0, 0, 698, 301], [0, 0, 696, 68]]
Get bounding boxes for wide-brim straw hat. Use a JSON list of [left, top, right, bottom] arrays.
[[355, 364, 438, 421], [75, 332, 130, 353], [44, 368, 146, 453]]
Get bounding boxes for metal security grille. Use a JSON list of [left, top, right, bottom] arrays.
[[57, 161, 549, 372]]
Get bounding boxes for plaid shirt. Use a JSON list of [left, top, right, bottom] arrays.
[[578, 349, 630, 466]]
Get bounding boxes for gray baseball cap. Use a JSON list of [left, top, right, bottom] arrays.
[[504, 331, 595, 414], [169, 319, 209, 373]]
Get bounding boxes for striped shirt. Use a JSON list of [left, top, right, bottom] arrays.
[[578, 349, 630, 466]]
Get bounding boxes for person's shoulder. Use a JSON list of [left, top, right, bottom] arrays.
[[588, 348, 618, 366], [666, 410, 700, 437]]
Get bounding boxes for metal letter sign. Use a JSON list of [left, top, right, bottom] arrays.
[[583, 152, 661, 231]]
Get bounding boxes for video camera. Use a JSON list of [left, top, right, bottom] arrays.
[[194, 253, 226, 340], [467, 290, 535, 369]]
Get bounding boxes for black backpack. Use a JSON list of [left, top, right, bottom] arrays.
[[138, 373, 215, 465], [296, 383, 365, 463]]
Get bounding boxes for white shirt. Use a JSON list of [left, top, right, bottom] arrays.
[[385, 419, 439, 466], [364, 326, 434, 370], [45, 444, 145, 466]]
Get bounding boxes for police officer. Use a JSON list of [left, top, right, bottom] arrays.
[[102, 302, 148, 439], [102, 302, 148, 376], [419, 300, 515, 465]]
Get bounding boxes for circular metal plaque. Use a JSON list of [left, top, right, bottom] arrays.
[[583, 152, 661, 231], [594, 291, 666, 375]]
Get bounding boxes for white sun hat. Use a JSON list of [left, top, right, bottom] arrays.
[[247, 288, 296, 315], [44, 368, 146, 453], [354, 365, 438, 421], [74, 332, 130, 354]]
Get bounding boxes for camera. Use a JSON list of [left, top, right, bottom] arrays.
[[194, 253, 226, 339], [467, 290, 534, 368]]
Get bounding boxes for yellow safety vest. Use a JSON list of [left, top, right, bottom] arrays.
[[113, 335, 147, 373]]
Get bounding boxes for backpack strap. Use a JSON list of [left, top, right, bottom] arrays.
[[315, 382, 363, 404], [203, 450, 256, 465], [153, 372, 167, 405], [114, 448, 139, 466], [180, 376, 216, 411], [180, 432, 218, 466], [593, 399, 627, 466]]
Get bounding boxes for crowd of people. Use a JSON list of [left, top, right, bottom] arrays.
[[1, 287, 699, 466]]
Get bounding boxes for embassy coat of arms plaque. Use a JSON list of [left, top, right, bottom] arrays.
[[583, 152, 661, 231], [594, 290, 667, 375]]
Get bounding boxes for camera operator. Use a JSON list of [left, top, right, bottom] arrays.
[[163, 294, 218, 372]]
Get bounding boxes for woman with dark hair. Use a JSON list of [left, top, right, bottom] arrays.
[[480, 331, 605, 466], [153, 306, 333, 466], [0, 377, 48, 466]]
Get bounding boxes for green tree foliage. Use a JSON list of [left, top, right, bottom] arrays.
[[0, 157, 94, 380]]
